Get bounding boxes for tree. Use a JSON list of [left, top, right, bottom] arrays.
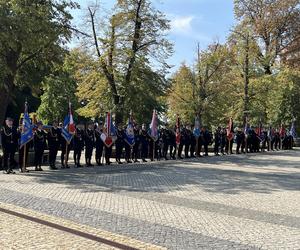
[[84, 0, 173, 123], [37, 52, 79, 124], [195, 42, 235, 126], [0, 0, 79, 125], [234, 0, 300, 74], [73, 47, 168, 124], [167, 43, 237, 128], [167, 64, 196, 124]]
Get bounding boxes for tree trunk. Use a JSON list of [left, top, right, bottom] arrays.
[[243, 34, 250, 127], [0, 74, 14, 126]]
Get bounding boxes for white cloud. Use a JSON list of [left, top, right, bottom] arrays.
[[170, 15, 194, 33]]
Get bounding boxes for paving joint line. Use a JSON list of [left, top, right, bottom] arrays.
[[0, 206, 139, 250]]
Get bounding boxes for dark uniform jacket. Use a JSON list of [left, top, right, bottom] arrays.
[[1, 126, 19, 151], [34, 129, 47, 150], [48, 127, 61, 148], [84, 129, 95, 148], [73, 128, 85, 151]]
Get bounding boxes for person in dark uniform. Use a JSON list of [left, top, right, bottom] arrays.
[[214, 127, 221, 156], [84, 122, 95, 167], [33, 121, 47, 171], [1, 117, 18, 174], [61, 136, 72, 168], [115, 124, 124, 164], [184, 126, 192, 158], [104, 142, 113, 165], [132, 125, 140, 163], [202, 127, 211, 156], [220, 128, 227, 155], [95, 122, 104, 166], [73, 124, 85, 167], [18, 124, 31, 172], [48, 121, 61, 169], [261, 128, 269, 152], [169, 128, 176, 160], [274, 129, 280, 150], [123, 125, 133, 163], [140, 124, 148, 162], [190, 125, 196, 158], [236, 128, 245, 154], [177, 125, 185, 159], [197, 128, 205, 157]]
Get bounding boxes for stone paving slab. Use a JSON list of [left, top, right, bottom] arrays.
[[0, 202, 164, 250]]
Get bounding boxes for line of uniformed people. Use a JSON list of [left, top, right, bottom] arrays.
[[213, 126, 294, 156], [1, 117, 294, 174]]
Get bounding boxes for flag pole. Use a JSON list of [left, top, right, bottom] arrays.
[[196, 137, 199, 157], [22, 144, 26, 172], [65, 142, 68, 167], [153, 139, 155, 161]]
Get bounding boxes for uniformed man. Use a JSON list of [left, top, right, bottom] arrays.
[[61, 136, 72, 169], [33, 121, 47, 171], [214, 127, 221, 156], [169, 127, 176, 159], [177, 125, 185, 159], [18, 124, 31, 172], [190, 125, 196, 158], [123, 125, 133, 163], [202, 127, 211, 156], [47, 121, 61, 169], [115, 124, 124, 164], [220, 128, 227, 155], [261, 128, 269, 152], [140, 124, 148, 162], [84, 122, 95, 167], [73, 124, 85, 167], [1, 117, 18, 174], [95, 122, 104, 166], [184, 125, 192, 158], [236, 128, 245, 154], [132, 124, 140, 163]]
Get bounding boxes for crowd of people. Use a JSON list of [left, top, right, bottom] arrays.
[[0, 116, 295, 174]]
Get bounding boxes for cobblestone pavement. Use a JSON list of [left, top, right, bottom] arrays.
[[0, 149, 299, 249]]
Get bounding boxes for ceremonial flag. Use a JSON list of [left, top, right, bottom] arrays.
[[175, 115, 181, 145], [62, 102, 76, 143], [193, 115, 201, 137], [20, 102, 34, 148], [124, 113, 135, 146], [226, 117, 234, 141], [279, 124, 286, 138], [149, 109, 158, 141], [290, 121, 297, 139], [100, 112, 117, 148]]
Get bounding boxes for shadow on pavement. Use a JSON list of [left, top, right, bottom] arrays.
[[26, 149, 300, 195]]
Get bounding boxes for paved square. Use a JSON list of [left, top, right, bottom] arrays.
[[0, 150, 299, 249]]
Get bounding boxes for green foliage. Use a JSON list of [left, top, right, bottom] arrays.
[[37, 53, 79, 124], [83, 0, 173, 122], [73, 48, 168, 124], [0, 0, 79, 124]]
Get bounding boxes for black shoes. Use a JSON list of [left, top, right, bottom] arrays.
[[5, 169, 15, 174]]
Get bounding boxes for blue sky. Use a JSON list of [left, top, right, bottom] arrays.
[[71, 0, 236, 71]]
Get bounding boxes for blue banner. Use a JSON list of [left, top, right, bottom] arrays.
[[124, 117, 135, 146], [20, 104, 34, 148]]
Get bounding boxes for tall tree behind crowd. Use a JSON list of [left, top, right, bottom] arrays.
[[234, 0, 300, 74], [0, 0, 79, 125], [83, 0, 173, 123]]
